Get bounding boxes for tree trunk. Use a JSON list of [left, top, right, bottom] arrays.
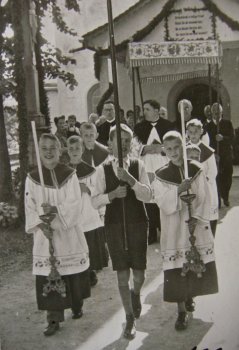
[[11, 0, 29, 221], [0, 94, 13, 201]]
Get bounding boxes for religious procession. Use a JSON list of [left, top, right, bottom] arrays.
[[0, 0, 239, 350]]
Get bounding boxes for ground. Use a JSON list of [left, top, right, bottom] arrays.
[[0, 179, 239, 350]]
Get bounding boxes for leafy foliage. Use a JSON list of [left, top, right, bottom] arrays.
[[34, 0, 79, 92], [0, 0, 81, 219], [0, 202, 18, 227]]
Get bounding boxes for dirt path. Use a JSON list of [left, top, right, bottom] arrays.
[[0, 246, 209, 350], [0, 179, 238, 350]]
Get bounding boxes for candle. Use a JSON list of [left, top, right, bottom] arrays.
[[180, 102, 189, 179], [31, 121, 46, 202]]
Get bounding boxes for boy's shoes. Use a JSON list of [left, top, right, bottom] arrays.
[[223, 199, 230, 207], [175, 312, 189, 331], [72, 310, 83, 319], [131, 289, 142, 319], [185, 298, 195, 312], [90, 270, 98, 287], [43, 321, 59, 336], [124, 314, 136, 340]]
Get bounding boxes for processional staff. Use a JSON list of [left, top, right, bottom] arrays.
[[31, 122, 66, 297], [179, 103, 206, 278], [106, 0, 128, 250], [215, 63, 221, 159]]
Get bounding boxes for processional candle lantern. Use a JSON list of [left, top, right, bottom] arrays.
[[31, 122, 66, 297], [179, 103, 206, 278]]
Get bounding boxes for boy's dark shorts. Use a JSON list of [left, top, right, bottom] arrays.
[[105, 222, 148, 271]]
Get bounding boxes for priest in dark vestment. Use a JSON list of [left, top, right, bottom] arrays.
[[134, 99, 172, 244], [205, 103, 234, 207], [97, 100, 116, 146]]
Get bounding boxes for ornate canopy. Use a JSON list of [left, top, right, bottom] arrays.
[[128, 40, 222, 83]]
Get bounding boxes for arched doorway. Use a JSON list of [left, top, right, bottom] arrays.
[[176, 83, 218, 123], [87, 83, 101, 115], [167, 77, 231, 124]]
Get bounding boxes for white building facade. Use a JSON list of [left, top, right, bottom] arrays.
[[46, 0, 239, 127]]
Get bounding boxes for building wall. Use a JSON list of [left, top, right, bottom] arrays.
[[221, 45, 239, 128], [46, 0, 239, 129], [45, 0, 138, 124]]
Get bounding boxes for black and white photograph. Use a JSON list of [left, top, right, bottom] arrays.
[[0, 0, 239, 349]]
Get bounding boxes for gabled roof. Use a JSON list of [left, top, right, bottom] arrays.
[[81, 0, 170, 50], [80, 0, 239, 51], [82, 0, 150, 41]]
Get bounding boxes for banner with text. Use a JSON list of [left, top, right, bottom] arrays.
[[166, 8, 215, 41]]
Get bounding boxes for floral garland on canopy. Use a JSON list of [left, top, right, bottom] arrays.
[[82, 0, 239, 79]]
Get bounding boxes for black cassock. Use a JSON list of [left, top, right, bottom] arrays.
[[97, 120, 116, 146], [205, 119, 234, 204], [134, 118, 173, 244]]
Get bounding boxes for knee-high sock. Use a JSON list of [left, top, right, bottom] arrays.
[[132, 269, 145, 295], [117, 269, 133, 315]]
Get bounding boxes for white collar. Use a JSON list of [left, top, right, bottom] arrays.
[[106, 118, 115, 124], [213, 118, 222, 125], [149, 118, 159, 125], [191, 141, 201, 146]]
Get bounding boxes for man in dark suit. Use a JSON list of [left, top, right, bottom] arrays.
[[205, 103, 234, 207], [97, 101, 116, 146], [134, 99, 172, 244]]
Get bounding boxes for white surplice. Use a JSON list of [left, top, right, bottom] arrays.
[[200, 146, 219, 221], [25, 173, 89, 276], [152, 169, 215, 271], [80, 172, 103, 232]]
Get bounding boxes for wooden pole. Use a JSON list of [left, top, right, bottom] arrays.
[[106, 0, 128, 250], [136, 67, 144, 112], [216, 63, 220, 157], [31, 121, 46, 202], [208, 64, 212, 107], [132, 67, 137, 127], [180, 102, 189, 179]]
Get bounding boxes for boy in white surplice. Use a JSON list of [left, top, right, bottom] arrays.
[[152, 131, 218, 332], [186, 119, 219, 237], [25, 134, 90, 336]]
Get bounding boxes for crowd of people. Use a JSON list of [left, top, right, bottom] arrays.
[[25, 98, 235, 339]]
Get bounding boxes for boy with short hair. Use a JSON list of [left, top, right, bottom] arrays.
[[177, 99, 210, 145], [67, 135, 108, 287], [186, 119, 219, 236], [186, 144, 201, 162], [25, 133, 90, 336], [80, 122, 109, 167], [92, 124, 151, 340], [152, 131, 218, 331]]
